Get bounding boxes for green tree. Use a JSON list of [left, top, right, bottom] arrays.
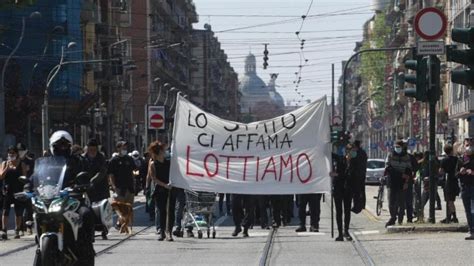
[[360, 13, 391, 115]]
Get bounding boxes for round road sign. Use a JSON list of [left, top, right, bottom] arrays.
[[150, 113, 164, 129], [414, 7, 447, 40]]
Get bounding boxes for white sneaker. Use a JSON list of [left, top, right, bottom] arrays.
[[465, 233, 474, 240]]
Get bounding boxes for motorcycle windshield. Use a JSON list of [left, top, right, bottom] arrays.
[[31, 157, 67, 200]]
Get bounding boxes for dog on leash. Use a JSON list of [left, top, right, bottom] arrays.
[[111, 200, 134, 234]]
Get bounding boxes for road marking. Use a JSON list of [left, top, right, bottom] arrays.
[[296, 232, 326, 236], [353, 230, 379, 235], [362, 209, 380, 222]]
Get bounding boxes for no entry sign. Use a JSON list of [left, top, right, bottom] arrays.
[[414, 7, 447, 40], [148, 105, 165, 130]]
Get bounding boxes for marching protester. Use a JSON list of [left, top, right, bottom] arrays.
[[271, 195, 288, 228], [83, 139, 109, 239], [457, 146, 474, 240], [439, 144, 460, 223], [331, 143, 351, 241], [232, 194, 255, 237], [108, 141, 135, 229], [148, 141, 176, 241], [295, 193, 321, 232], [385, 140, 412, 227], [130, 150, 146, 195], [218, 193, 231, 216], [350, 140, 367, 214], [0, 146, 28, 239]]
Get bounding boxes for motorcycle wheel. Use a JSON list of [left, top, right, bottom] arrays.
[[41, 235, 59, 266]]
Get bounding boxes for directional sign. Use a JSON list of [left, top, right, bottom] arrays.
[[414, 7, 447, 40], [148, 105, 165, 130]]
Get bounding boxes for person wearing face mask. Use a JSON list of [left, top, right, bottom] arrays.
[[108, 141, 135, 207], [331, 143, 351, 241], [0, 146, 28, 239], [385, 140, 413, 227]]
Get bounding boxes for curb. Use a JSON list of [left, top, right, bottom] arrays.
[[387, 225, 469, 233]]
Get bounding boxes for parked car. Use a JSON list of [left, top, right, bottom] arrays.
[[366, 159, 386, 184]]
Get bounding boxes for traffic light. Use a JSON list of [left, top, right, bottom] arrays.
[[447, 27, 474, 87], [401, 55, 428, 102], [427, 55, 441, 102], [331, 129, 341, 143], [263, 44, 269, 69]]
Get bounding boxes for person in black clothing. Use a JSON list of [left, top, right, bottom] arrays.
[[83, 139, 109, 239], [439, 144, 460, 223], [148, 141, 176, 241], [44, 130, 95, 265], [331, 144, 352, 241], [84, 139, 108, 202], [232, 194, 255, 237], [218, 193, 232, 216], [271, 195, 288, 228], [17, 143, 35, 235], [108, 141, 135, 205], [0, 146, 28, 239], [295, 193, 321, 232], [353, 140, 367, 211], [457, 146, 474, 240]]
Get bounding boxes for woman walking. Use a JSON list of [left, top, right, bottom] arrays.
[[147, 141, 176, 241]]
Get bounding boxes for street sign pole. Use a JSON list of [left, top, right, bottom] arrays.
[[428, 55, 437, 223]]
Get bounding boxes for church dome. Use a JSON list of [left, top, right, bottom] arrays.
[[239, 53, 268, 95], [270, 91, 285, 108]]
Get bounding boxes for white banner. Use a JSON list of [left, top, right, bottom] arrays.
[[169, 95, 331, 195]]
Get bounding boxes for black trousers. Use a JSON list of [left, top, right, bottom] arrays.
[[334, 188, 352, 235], [298, 194, 322, 227], [232, 194, 255, 229], [271, 195, 288, 226], [156, 188, 177, 234], [218, 193, 231, 214], [388, 187, 405, 221], [256, 195, 269, 227]]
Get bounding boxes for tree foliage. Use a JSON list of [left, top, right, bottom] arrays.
[[360, 13, 391, 115]]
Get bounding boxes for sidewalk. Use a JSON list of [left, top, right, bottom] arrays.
[[364, 185, 469, 233]]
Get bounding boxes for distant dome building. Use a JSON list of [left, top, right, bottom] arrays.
[[239, 53, 285, 114]]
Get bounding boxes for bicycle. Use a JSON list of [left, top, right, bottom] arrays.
[[374, 176, 386, 216]]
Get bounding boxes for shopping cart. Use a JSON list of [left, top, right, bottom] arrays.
[[182, 190, 217, 239]]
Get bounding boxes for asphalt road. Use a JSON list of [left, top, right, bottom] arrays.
[[0, 191, 472, 265]]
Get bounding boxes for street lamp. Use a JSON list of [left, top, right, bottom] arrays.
[[0, 10, 41, 152], [41, 41, 77, 152], [164, 87, 177, 106]]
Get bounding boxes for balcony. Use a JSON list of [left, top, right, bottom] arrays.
[[449, 93, 474, 119]]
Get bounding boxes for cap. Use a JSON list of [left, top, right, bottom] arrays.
[[116, 140, 127, 149], [87, 139, 99, 147]]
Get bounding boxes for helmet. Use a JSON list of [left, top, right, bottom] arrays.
[[131, 150, 140, 159], [49, 130, 73, 156]]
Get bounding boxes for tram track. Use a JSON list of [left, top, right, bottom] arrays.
[[349, 230, 376, 266], [259, 227, 277, 266]]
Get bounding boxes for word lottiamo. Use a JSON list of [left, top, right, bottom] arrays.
[[185, 111, 314, 184]]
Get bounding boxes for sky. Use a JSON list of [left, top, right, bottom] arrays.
[[192, 0, 375, 106]]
